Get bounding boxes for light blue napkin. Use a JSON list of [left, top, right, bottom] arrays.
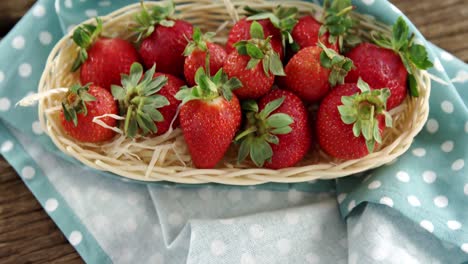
[[0, 0, 467, 263]]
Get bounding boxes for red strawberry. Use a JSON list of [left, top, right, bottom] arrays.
[[291, 15, 338, 51], [236, 89, 311, 169], [111, 63, 175, 138], [71, 19, 140, 90], [61, 84, 118, 142], [316, 79, 393, 160], [136, 3, 193, 77], [183, 28, 227, 86], [283, 44, 353, 102], [346, 18, 433, 109], [153, 72, 185, 135], [226, 18, 281, 54], [175, 68, 243, 168], [223, 21, 285, 100]]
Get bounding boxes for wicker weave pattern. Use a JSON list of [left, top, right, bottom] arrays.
[[37, 0, 431, 185]]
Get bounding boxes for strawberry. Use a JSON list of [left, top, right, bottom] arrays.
[[111, 63, 174, 138], [61, 84, 118, 142], [236, 89, 311, 169], [291, 15, 338, 52], [223, 21, 285, 100], [226, 18, 282, 55], [175, 68, 243, 168], [71, 18, 140, 90], [346, 17, 433, 109], [316, 79, 393, 160], [283, 43, 353, 102], [135, 2, 193, 77], [183, 28, 227, 86]]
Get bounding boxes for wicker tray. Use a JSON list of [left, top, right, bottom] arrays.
[[37, 0, 431, 185]]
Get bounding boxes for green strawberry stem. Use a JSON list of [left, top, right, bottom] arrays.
[[235, 97, 294, 167], [319, 0, 358, 52], [318, 42, 354, 87], [134, 0, 175, 43], [175, 67, 242, 105], [245, 5, 299, 49], [372, 16, 433, 97], [62, 83, 97, 127], [183, 27, 216, 56], [233, 21, 285, 77], [71, 18, 103, 72], [111, 62, 170, 138], [337, 78, 393, 153]]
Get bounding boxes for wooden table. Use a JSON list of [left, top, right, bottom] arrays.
[[1, 1, 468, 263]]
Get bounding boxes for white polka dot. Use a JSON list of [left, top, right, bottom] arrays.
[[305, 253, 320, 264], [441, 100, 454, 113], [461, 243, 468, 253], [412, 148, 426, 157], [125, 218, 138, 232], [0, 71, 4, 83], [434, 58, 444, 72], [32, 121, 43, 135], [420, 220, 434, 233], [249, 224, 264, 239], [258, 191, 272, 203], [219, 219, 235, 225], [0, 98, 11, 111], [69, 231, 82, 246], [45, 198, 58, 212], [227, 189, 242, 202], [362, 0, 375, 5], [371, 243, 391, 261], [422, 170, 437, 183], [380, 197, 394, 207], [464, 184, 468, 195], [198, 188, 213, 201], [12, 36, 25, 50], [98, 1, 112, 7], [168, 213, 183, 226], [426, 119, 439, 133], [32, 5, 46, 17], [453, 70, 468, 83], [288, 189, 303, 203], [211, 240, 226, 256], [348, 200, 356, 212], [441, 140, 454, 152], [285, 212, 300, 225], [396, 171, 410, 182], [1, 141, 13, 153], [465, 121, 468, 133], [407, 195, 421, 207], [18, 63, 32, 78], [440, 51, 454, 61], [451, 159, 464, 171], [368, 180, 381, 190], [434, 195, 448, 208], [85, 9, 98, 18], [276, 238, 291, 255], [337, 193, 347, 204], [447, 220, 462, 230], [64, 0, 73, 8], [22, 166, 35, 180], [241, 253, 256, 264], [67, 24, 77, 33], [39, 31, 53, 45], [349, 253, 359, 264]]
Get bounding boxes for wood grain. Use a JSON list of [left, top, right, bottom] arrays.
[[0, 0, 467, 263]]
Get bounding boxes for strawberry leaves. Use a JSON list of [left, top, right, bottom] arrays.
[[71, 18, 103, 72], [234, 21, 285, 77], [111, 63, 170, 138], [318, 42, 354, 87], [175, 67, 242, 105], [245, 5, 298, 49], [134, 0, 175, 42], [372, 17, 433, 97], [338, 78, 392, 153], [320, 0, 357, 52], [235, 97, 294, 167], [183, 27, 216, 56], [62, 83, 96, 127]]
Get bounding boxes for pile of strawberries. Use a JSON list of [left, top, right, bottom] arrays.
[[60, 0, 432, 170]]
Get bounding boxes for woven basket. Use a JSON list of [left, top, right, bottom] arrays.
[[37, 0, 431, 185]]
